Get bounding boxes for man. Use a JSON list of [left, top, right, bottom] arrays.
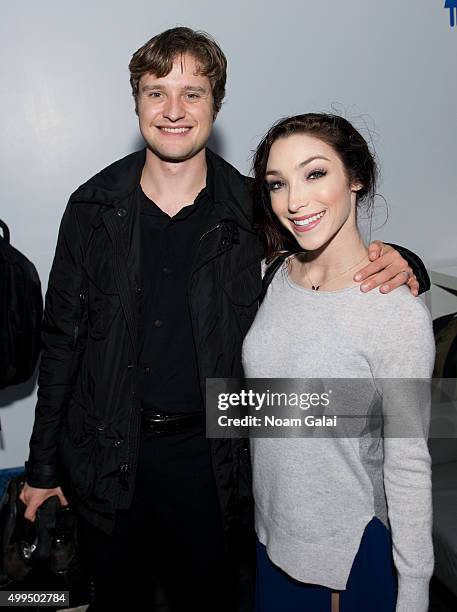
[[20, 27, 428, 611]]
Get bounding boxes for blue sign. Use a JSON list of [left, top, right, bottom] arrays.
[[445, 0, 457, 27]]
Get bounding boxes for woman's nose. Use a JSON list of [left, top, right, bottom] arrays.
[[288, 191, 309, 213]]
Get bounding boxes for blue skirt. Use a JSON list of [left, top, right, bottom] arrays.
[[255, 517, 398, 612]]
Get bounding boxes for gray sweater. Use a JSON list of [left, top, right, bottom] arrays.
[[242, 260, 435, 612]]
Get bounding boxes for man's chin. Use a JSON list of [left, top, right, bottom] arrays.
[[146, 144, 204, 164]]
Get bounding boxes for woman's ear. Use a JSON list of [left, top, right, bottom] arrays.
[[351, 181, 363, 193]]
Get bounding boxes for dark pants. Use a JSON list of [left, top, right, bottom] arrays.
[[255, 517, 398, 612], [78, 425, 233, 611]]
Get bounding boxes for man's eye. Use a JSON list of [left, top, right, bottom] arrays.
[[186, 93, 200, 100], [148, 92, 162, 98], [266, 181, 284, 192], [308, 170, 326, 180]]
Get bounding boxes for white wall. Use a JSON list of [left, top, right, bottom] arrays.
[[1, 0, 456, 467]]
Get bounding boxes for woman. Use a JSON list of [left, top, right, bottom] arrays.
[[242, 114, 434, 612]]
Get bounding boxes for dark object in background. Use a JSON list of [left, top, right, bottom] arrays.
[[0, 472, 91, 611], [430, 311, 457, 604], [433, 311, 457, 379], [0, 472, 79, 586], [433, 311, 457, 405], [0, 218, 43, 389]]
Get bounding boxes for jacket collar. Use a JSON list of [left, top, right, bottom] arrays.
[[205, 148, 254, 230], [71, 147, 254, 231]]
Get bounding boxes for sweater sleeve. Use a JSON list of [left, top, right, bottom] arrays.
[[370, 294, 435, 612]]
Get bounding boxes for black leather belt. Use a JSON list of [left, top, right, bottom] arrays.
[[140, 410, 204, 435]]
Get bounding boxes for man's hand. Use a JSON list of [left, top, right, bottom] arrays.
[[19, 483, 69, 522], [353, 241, 419, 296]]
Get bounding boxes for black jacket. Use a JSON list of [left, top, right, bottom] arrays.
[[26, 147, 262, 535]]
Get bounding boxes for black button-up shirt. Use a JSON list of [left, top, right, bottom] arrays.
[[138, 169, 214, 414]]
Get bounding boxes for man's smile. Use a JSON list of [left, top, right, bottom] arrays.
[[157, 126, 192, 134]]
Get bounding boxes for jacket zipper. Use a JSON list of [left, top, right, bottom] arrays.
[[72, 289, 86, 348], [198, 223, 221, 246], [187, 222, 233, 550], [187, 222, 222, 393]]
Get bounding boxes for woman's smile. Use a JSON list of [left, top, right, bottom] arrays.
[[289, 210, 326, 232]]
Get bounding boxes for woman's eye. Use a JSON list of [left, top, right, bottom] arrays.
[[308, 170, 326, 180], [266, 181, 284, 192]]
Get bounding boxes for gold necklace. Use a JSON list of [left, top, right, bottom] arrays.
[[303, 254, 368, 291]]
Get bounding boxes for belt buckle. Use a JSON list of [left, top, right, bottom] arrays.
[[141, 412, 176, 436], [140, 411, 201, 435], [146, 413, 167, 424]]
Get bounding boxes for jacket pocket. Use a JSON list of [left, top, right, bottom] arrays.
[[85, 227, 122, 340], [58, 399, 98, 502], [88, 289, 121, 340], [85, 225, 118, 295], [223, 260, 262, 336], [223, 259, 262, 308]]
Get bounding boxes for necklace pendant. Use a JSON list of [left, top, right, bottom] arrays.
[[312, 285, 319, 291]]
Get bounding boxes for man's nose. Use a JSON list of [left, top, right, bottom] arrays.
[[163, 95, 185, 121]]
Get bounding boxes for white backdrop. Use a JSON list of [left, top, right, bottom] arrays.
[[1, 0, 456, 468]]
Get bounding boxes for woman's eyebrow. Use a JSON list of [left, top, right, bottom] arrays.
[[266, 155, 330, 176], [298, 155, 331, 167]]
